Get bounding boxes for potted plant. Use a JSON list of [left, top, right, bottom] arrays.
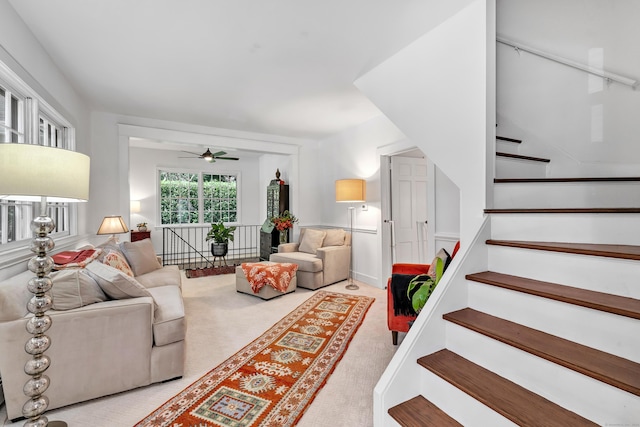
[[271, 210, 298, 244], [136, 222, 148, 232], [205, 222, 237, 257]]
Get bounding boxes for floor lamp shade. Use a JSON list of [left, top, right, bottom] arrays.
[[0, 143, 90, 202], [0, 143, 90, 427], [335, 179, 366, 203]]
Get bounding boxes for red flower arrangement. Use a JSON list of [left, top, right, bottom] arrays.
[[271, 210, 298, 232]]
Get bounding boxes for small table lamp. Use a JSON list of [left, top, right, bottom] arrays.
[[97, 215, 129, 240], [0, 143, 90, 427], [335, 179, 366, 290]]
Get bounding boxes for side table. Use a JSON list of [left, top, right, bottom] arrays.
[[131, 231, 151, 242]]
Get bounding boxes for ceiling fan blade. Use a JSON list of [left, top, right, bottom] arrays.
[[214, 156, 239, 161], [181, 150, 202, 156], [211, 151, 227, 157]]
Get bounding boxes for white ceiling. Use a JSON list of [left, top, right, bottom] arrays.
[[8, 0, 443, 140]]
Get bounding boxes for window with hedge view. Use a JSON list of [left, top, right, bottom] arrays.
[[159, 171, 237, 225]]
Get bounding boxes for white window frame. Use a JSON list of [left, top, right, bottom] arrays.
[[0, 60, 79, 254], [157, 167, 241, 226]]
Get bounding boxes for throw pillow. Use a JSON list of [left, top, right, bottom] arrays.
[[96, 236, 126, 262], [322, 229, 346, 247], [52, 249, 102, 270], [48, 269, 107, 310], [120, 238, 161, 277], [85, 261, 154, 302], [435, 247, 452, 272], [103, 251, 134, 277], [298, 229, 326, 254], [427, 256, 444, 284]]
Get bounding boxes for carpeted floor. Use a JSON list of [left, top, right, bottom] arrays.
[[0, 272, 397, 427]]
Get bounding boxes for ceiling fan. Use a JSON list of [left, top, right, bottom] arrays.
[[179, 149, 239, 163]]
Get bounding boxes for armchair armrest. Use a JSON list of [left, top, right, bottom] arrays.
[[316, 245, 350, 285], [277, 242, 300, 253]]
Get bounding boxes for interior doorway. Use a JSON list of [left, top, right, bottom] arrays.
[[380, 147, 431, 285]]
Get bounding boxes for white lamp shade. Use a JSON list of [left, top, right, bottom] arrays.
[[97, 216, 129, 235], [335, 179, 366, 203], [0, 143, 90, 202]]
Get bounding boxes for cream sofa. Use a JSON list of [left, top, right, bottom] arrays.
[[0, 238, 185, 421], [269, 228, 351, 290]]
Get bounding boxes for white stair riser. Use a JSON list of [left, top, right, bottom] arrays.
[[496, 156, 547, 179], [445, 323, 640, 426], [488, 245, 640, 299], [496, 140, 520, 155], [468, 282, 640, 362], [420, 368, 517, 427], [490, 213, 640, 245], [493, 182, 640, 209]]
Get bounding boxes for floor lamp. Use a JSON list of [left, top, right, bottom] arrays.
[[0, 143, 90, 427], [335, 179, 366, 290]]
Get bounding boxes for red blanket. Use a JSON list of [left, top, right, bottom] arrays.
[[241, 262, 298, 293], [52, 249, 101, 269]]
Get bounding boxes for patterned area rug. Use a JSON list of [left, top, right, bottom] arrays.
[[135, 290, 374, 427]]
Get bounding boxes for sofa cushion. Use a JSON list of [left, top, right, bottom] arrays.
[[147, 285, 186, 346], [121, 239, 162, 276], [299, 229, 326, 254], [103, 251, 134, 277], [136, 265, 182, 290], [49, 269, 107, 310], [86, 261, 154, 302], [269, 251, 323, 273], [322, 229, 346, 247], [0, 270, 34, 321]]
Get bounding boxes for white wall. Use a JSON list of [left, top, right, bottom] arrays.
[[317, 115, 406, 287], [356, 0, 494, 248], [497, 0, 640, 175]]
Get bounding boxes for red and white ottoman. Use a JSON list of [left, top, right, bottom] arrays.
[[235, 261, 298, 300]]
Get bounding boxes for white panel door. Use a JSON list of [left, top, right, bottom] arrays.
[[391, 155, 428, 264]]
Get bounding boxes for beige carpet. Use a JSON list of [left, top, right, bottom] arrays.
[[1, 272, 397, 426]]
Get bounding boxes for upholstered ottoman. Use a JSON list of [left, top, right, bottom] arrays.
[[236, 261, 297, 300]]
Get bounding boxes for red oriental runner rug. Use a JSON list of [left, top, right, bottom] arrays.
[[135, 290, 374, 427]]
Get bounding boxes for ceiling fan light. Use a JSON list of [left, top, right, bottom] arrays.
[[204, 156, 214, 163]]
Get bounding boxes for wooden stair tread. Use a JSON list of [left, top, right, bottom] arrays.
[[495, 177, 640, 183], [497, 135, 522, 143], [388, 395, 462, 427], [485, 208, 640, 214], [496, 152, 550, 163], [418, 349, 597, 426], [486, 240, 640, 261], [443, 308, 640, 396], [466, 271, 640, 320]]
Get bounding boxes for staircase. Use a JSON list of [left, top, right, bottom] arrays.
[[382, 135, 640, 426]]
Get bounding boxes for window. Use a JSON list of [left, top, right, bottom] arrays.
[[0, 87, 24, 143], [159, 170, 238, 225], [0, 65, 77, 251]]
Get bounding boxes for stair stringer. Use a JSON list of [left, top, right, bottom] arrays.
[[374, 216, 491, 426]]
